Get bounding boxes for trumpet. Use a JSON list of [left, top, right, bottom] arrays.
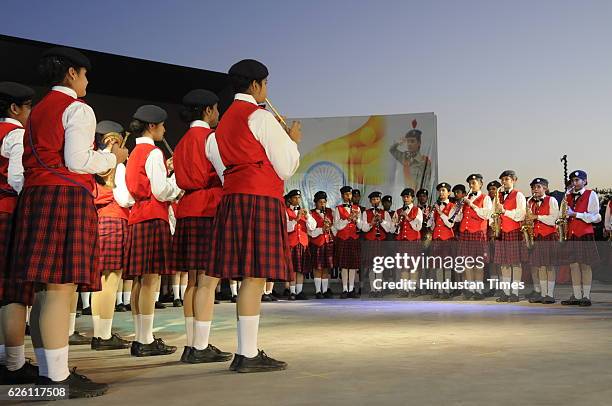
[[99, 131, 130, 188], [265, 97, 290, 132]]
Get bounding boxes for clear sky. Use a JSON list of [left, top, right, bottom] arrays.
[[2, 0, 611, 191]]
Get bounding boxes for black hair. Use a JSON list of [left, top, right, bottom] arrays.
[[128, 119, 147, 136], [179, 104, 215, 124], [37, 55, 84, 87], [0, 96, 31, 118], [405, 131, 422, 143], [229, 74, 265, 94]]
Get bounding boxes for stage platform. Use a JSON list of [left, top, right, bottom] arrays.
[[11, 283, 612, 405]]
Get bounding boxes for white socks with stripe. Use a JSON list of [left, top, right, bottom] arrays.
[[237, 315, 259, 358], [193, 320, 212, 350]]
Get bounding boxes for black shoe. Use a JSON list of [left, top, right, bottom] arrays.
[[440, 292, 450, 300], [124, 303, 132, 311], [431, 292, 440, 299], [3, 360, 39, 384], [347, 290, 356, 299], [484, 289, 496, 298], [231, 295, 237, 303], [398, 291, 410, 298], [463, 291, 474, 300], [37, 368, 108, 399], [115, 303, 127, 312], [81, 307, 92, 316], [578, 297, 592, 307], [529, 295, 544, 304], [229, 354, 244, 371], [561, 296, 580, 306], [542, 296, 556, 304], [369, 291, 379, 298], [315, 292, 323, 299], [282, 288, 291, 298], [69, 331, 91, 345], [262, 294, 272, 302], [271, 289, 282, 298], [76, 311, 82, 318], [323, 290, 334, 299], [180, 346, 193, 363], [295, 292, 308, 300], [340, 291, 348, 299], [236, 350, 287, 373], [288, 293, 296, 301], [508, 294, 519, 303], [472, 292, 485, 301], [172, 299, 182, 307], [496, 293, 509, 303], [269, 294, 278, 302], [155, 301, 166, 309], [214, 299, 220, 304], [91, 333, 131, 350], [131, 337, 177, 357], [186, 344, 232, 363], [25, 324, 30, 336]]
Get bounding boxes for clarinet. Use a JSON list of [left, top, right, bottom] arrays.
[[448, 199, 464, 223]]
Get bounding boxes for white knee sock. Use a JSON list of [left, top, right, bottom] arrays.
[[6, 345, 25, 371], [237, 315, 259, 358], [583, 282, 592, 299], [45, 346, 70, 382], [341, 269, 348, 292], [172, 285, 180, 300], [185, 316, 194, 347], [155, 292, 160, 302], [322, 279, 329, 292], [141, 314, 154, 344], [314, 278, 322, 293], [123, 291, 131, 305], [34, 347, 47, 377], [572, 284, 583, 299], [296, 283, 303, 295], [193, 320, 212, 350], [81, 292, 91, 309], [116, 292, 123, 305], [290, 285, 296, 295], [99, 318, 113, 340], [133, 314, 141, 342], [349, 269, 356, 292], [230, 283, 238, 297], [236, 319, 242, 355], [68, 313, 76, 335], [180, 285, 187, 299], [92, 315, 100, 337]]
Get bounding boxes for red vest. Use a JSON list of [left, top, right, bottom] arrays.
[[310, 208, 334, 247], [287, 207, 309, 248], [432, 201, 455, 241], [499, 189, 522, 232], [363, 208, 387, 241], [0, 122, 20, 213], [22, 90, 95, 192], [335, 204, 360, 240], [125, 143, 169, 224], [530, 196, 556, 238], [215, 100, 284, 199], [94, 183, 129, 220], [395, 205, 421, 241], [567, 190, 595, 237], [460, 194, 488, 233], [174, 125, 222, 218]]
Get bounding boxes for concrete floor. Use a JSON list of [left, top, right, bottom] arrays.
[[12, 283, 612, 406]]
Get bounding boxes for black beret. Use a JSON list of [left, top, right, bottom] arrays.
[[436, 182, 451, 191], [133, 105, 167, 124], [416, 188, 428, 196], [286, 189, 301, 198], [182, 89, 219, 108], [228, 59, 269, 81], [487, 180, 501, 189], [0, 82, 34, 103], [314, 191, 327, 202], [569, 170, 587, 180], [96, 120, 124, 135], [466, 174, 483, 182], [340, 186, 352, 194], [42, 46, 91, 70], [368, 191, 382, 199], [382, 195, 392, 203], [530, 178, 549, 187], [452, 184, 467, 193], [352, 189, 361, 195], [499, 169, 517, 179], [401, 188, 415, 197]]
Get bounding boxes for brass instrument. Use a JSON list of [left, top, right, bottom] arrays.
[[372, 205, 383, 238], [556, 187, 571, 243], [522, 201, 535, 249], [322, 208, 333, 234], [265, 97, 290, 132], [349, 205, 360, 223], [99, 131, 130, 188], [491, 186, 504, 238]]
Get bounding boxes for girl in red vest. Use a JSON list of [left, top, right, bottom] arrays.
[[361, 191, 393, 298], [525, 178, 559, 304], [124, 105, 181, 357], [393, 188, 423, 297], [493, 170, 528, 302], [0, 82, 36, 384], [286, 189, 316, 300], [206, 59, 301, 372], [427, 182, 455, 299], [455, 174, 492, 300], [333, 186, 363, 299], [171, 89, 232, 364], [561, 170, 601, 307], [308, 191, 336, 299], [90, 120, 132, 351], [9, 47, 128, 397]]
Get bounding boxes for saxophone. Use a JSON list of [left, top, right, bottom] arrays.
[[521, 201, 535, 249], [556, 188, 570, 243], [422, 204, 434, 249], [321, 208, 333, 239], [372, 206, 382, 238], [491, 186, 504, 238]]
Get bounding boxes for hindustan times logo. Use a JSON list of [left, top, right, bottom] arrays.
[[372, 254, 486, 274]]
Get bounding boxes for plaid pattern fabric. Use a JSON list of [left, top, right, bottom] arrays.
[[124, 219, 174, 278], [98, 217, 128, 271], [530, 233, 560, 266], [493, 229, 528, 265], [563, 234, 600, 266], [335, 238, 361, 269], [310, 241, 335, 270], [0, 212, 11, 279], [207, 194, 292, 281], [171, 216, 214, 272], [457, 230, 490, 263], [9, 186, 101, 290], [291, 244, 310, 274], [430, 239, 455, 259]]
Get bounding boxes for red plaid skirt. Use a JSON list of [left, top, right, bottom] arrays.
[[395, 240, 423, 258], [98, 217, 128, 271], [0, 212, 11, 279], [335, 238, 361, 269], [171, 216, 213, 272], [124, 219, 174, 278], [207, 194, 292, 281], [430, 239, 455, 259], [309, 241, 335, 270], [9, 186, 101, 291], [530, 233, 560, 267], [456, 231, 489, 263], [493, 229, 529, 265], [562, 234, 600, 266], [291, 244, 310, 274]]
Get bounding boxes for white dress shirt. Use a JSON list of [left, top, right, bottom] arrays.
[[0, 117, 24, 193], [333, 204, 362, 232], [308, 208, 336, 237], [206, 93, 300, 183], [605, 202, 612, 232], [570, 188, 601, 224], [286, 205, 317, 232], [360, 207, 393, 233], [111, 163, 131, 208], [500, 188, 526, 222], [427, 199, 454, 229], [394, 203, 423, 232], [455, 190, 493, 223], [126, 137, 181, 205], [52, 86, 116, 174], [529, 195, 559, 226]]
